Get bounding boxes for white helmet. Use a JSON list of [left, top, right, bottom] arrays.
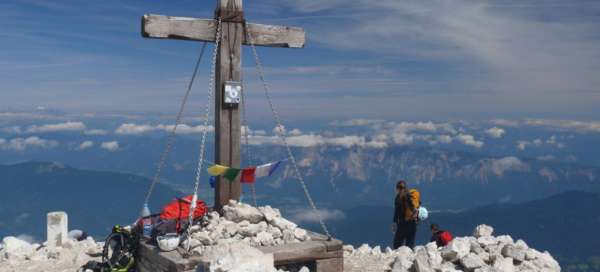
[[157, 233, 181, 252], [418, 206, 429, 221]]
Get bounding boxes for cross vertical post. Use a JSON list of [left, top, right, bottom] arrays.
[[214, 0, 243, 211]]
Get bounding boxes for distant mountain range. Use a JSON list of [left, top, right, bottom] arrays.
[[0, 161, 182, 240], [2, 142, 599, 212], [317, 191, 600, 262]]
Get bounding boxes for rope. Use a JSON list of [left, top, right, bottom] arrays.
[[142, 42, 208, 206], [185, 18, 222, 253], [244, 22, 332, 239]]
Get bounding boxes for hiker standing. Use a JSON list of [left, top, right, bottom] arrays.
[[392, 180, 419, 249]]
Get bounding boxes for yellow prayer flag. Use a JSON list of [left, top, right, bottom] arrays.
[[207, 164, 229, 176]]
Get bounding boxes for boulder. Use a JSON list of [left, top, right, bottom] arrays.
[[493, 256, 514, 272], [531, 251, 560, 272], [477, 236, 498, 247], [414, 248, 436, 272], [425, 242, 442, 268], [293, 228, 308, 241], [460, 253, 486, 272], [203, 242, 277, 272], [223, 201, 265, 224], [441, 237, 471, 262], [391, 254, 414, 272], [1, 236, 35, 259], [496, 235, 514, 245], [256, 231, 274, 246], [501, 244, 525, 262], [474, 225, 494, 238], [270, 217, 297, 231], [258, 206, 281, 222]]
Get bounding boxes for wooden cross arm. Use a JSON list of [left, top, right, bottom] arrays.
[[142, 14, 305, 48]]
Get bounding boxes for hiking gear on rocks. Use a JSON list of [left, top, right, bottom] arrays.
[[160, 195, 208, 233], [141, 203, 152, 238], [418, 206, 429, 221], [101, 225, 137, 272], [156, 233, 181, 252]]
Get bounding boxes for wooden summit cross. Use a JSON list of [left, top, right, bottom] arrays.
[[142, 0, 305, 211]]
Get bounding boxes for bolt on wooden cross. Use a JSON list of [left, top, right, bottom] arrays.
[[141, 0, 305, 211]]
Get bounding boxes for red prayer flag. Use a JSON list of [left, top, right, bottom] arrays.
[[241, 167, 256, 183]]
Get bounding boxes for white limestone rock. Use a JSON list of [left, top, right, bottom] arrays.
[[501, 244, 525, 262], [414, 247, 437, 272], [1, 236, 35, 259], [258, 206, 281, 222], [460, 253, 487, 272], [203, 242, 277, 272], [293, 228, 308, 241], [223, 200, 265, 224], [531, 251, 561, 272], [256, 231, 274, 246], [493, 256, 515, 272], [270, 217, 297, 231], [441, 237, 471, 262], [474, 225, 494, 238]]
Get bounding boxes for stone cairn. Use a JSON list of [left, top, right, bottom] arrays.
[[343, 224, 561, 272], [184, 200, 311, 255]]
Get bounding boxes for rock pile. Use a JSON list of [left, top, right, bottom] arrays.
[[0, 235, 103, 272], [184, 200, 311, 255], [343, 224, 561, 272]]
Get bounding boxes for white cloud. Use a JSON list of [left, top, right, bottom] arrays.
[[490, 119, 520, 127], [78, 141, 94, 150], [0, 136, 58, 151], [525, 119, 600, 133], [485, 127, 505, 138], [537, 155, 556, 161], [289, 128, 303, 136], [115, 123, 214, 135], [272, 125, 286, 135], [288, 208, 346, 224], [26, 121, 86, 133], [100, 141, 119, 152], [490, 157, 529, 176], [516, 140, 529, 151], [84, 129, 108, 135], [455, 134, 484, 148], [331, 119, 385, 127]]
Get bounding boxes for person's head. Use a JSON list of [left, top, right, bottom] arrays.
[[396, 180, 407, 194], [430, 223, 440, 234]]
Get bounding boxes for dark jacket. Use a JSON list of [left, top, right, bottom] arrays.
[[393, 192, 416, 223]]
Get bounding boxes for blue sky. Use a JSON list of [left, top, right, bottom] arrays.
[[1, 0, 600, 121]]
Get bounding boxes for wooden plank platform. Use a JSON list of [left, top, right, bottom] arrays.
[[137, 232, 343, 272]]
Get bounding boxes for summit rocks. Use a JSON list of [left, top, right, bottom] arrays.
[[344, 225, 560, 272]]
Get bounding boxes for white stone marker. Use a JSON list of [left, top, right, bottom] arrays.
[[47, 211, 68, 247]]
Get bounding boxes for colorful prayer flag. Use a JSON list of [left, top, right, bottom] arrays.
[[241, 167, 257, 183], [208, 164, 229, 176], [209, 176, 216, 188], [268, 161, 281, 176], [255, 161, 282, 177], [223, 168, 241, 181]]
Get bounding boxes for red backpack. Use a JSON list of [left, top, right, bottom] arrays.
[[159, 195, 208, 232], [439, 231, 453, 246]]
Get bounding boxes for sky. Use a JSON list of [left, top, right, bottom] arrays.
[[1, 0, 600, 121]]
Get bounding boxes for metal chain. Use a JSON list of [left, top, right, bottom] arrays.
[[240, 81, 258, 206], [244, 22, 332, 239], [185, 18, 222, 252], [143, 42, 208, 205]]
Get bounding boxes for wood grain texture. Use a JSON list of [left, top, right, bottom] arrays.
[[142, 14, 305, 48]]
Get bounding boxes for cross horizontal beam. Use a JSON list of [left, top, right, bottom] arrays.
[[142, 14, 305, 48]]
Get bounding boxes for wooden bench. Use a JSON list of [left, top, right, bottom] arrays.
[[137, 232, 343, 272]]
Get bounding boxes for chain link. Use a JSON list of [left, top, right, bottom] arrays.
[[244, 22, 332, 239], [143, 42, 208, 205], [185, 18, 223, 252], [240, 81, 258, 207]]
